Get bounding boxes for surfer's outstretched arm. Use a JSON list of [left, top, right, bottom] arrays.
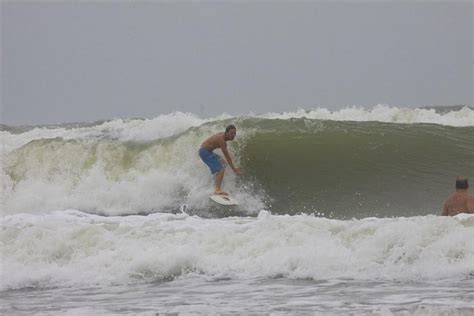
[[221, 144, 241, 175]]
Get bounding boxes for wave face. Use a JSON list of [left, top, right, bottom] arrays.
[[1, 106, 473, 218], [240, 118, 474, 217]]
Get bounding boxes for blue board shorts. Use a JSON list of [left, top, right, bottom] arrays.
[[199, 148, 223, 175]]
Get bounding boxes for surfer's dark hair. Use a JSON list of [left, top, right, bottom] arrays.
[[225, 125, 236, 132], [455, 177, 469, 190]]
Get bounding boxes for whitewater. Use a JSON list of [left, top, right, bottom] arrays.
[[1, 105, 474, 314]]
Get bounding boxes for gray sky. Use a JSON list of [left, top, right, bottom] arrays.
[[1, 1, 472, 125]]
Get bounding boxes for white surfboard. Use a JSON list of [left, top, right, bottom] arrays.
[[209, 194, 239, 206]]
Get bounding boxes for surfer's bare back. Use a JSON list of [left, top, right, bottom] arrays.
[[199, 125, 242, 195], [442, 176, 474, 216]]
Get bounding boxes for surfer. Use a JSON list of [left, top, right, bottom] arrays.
[[199, 125, 242, 195], [442, 176, 474, 216]]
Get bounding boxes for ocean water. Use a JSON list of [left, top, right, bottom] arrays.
[[1, 105, 474, 315]]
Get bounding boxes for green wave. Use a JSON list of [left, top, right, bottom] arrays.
[[3, 118, 474, 217], [238, 118, 474, 217]]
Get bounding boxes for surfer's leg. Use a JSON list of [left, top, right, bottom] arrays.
[[214, 169, 228, 195]]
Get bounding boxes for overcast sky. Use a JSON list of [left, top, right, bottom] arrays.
[[1, 1, 472, 125]]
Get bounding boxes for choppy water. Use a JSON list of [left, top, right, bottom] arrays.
[[3, 278, 474, 315], [1, 211, 474, 314], [1, 105, 474, 314]]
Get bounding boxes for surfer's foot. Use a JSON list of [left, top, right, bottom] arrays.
[[214, 191, 229, 196]]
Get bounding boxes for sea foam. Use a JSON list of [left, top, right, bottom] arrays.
[[1, 211, 472, 290]]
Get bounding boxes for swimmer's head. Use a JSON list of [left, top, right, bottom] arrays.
[[455, 176, 469, 190]]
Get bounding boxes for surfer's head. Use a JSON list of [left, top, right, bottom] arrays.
[[455, 176, 469, 190], [225, 125, 236, 141]]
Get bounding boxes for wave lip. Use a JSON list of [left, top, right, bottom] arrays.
[[259, 104, 474, 126], [1, 105, 472, 154], [1, 111, 208, 154]]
